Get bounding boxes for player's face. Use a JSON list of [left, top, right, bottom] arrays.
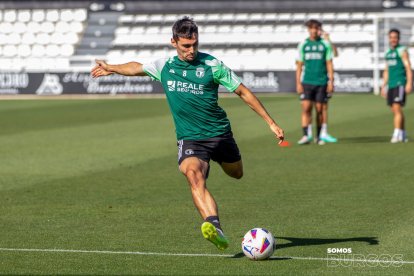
[[171, 35, 198, 62], [389, 32, 399, 48], [308, 25, 321, 39]]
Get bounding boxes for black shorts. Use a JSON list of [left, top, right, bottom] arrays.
[[300, 84, 328, 103], [387, 85, 406, 106], [177, 131, 241, 166]]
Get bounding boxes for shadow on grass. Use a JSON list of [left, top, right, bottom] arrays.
[[231, 236, 378, 260], [276, 236, 378, 249], [339, 136, 389, 144], [231, 252, 291, 261]]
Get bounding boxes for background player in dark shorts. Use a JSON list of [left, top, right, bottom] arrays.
[[381, 29, 412, 143], [296, 19, 334, 145], [387, 86, 406, 107], [301, 84, 328, 103]]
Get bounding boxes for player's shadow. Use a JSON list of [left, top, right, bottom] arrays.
[[339, 136, 389, 144], [231, 236, 378, 260]]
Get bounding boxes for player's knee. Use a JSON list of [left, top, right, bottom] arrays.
[[185, 168, 205, 189], [316, 108, 323, 116]]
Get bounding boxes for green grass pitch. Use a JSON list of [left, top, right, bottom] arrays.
[[0, 94, 413, 275]]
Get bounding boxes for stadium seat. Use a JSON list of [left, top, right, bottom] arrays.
[[4, 10, 17, 22], [74, 9, 87, 22], [119, 14, 134, 23], [17, 10, 31, 22], [135, 14, 149, 23], [150, 14, 164, 23], [221, 13, 235, 22], [32, 10, 45, 22], [61, 10, 74, 22], [164, 14, 178, 22], [207, 13, 221, 22], [60, 44, 74, 56], [292, 13, 307, 21], [322, 13, 336, 20], [263, 13, 277, 21], [3, 45, 18, 57], [276, 13, 290, 21], [250, 13, 263, 21], [336, 12, 351, 21], [234, 13, 249, 22], [46, 10, 59, 22], [351, 12, 366, 20]]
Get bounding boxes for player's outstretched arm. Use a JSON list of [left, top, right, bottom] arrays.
[[91, 60, 148, 78], [234, 84, 284, 142]]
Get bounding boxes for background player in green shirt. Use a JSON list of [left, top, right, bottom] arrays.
[[91, 17, 285, 250], [296, 19, 335, 145], [381, 29, 412, 143]]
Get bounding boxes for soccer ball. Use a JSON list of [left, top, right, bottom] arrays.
[[241, 228, 276, 260]]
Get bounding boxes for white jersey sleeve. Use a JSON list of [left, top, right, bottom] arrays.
[[142, 58, 169, 82]]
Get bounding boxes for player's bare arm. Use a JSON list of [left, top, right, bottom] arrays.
[[233, 83, 284, 142], [91, 60, 147, 78], [296, 61, 304, 94], [381, 65, 389, 98], [326, 60, 334, 93], [401, 50, 412, 94]]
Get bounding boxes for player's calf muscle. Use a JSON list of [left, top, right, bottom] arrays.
[[221, 162, 243, 179]]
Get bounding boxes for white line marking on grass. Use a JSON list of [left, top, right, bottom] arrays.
[[0, 248, 413, 265], [0, 248, 231, 258]]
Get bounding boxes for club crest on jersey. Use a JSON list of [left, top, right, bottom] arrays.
[[196, 67, 205, 78], [196, 67, 204, 79]]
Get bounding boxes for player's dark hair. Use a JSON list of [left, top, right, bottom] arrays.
[[389, 28, 400, 38], [305, 19, 322, 28], [172, 16, 198, 41]]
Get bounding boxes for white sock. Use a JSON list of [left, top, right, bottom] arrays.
[[399, 129, 405, 141], [307, 124, 313, 138], [392, 128, 400, 138], [321, 123, 328, 137]]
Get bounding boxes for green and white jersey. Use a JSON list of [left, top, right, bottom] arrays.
[[143, 52, 242, 140], [385, 45, 407, 89], [297, 37, 333, 85]]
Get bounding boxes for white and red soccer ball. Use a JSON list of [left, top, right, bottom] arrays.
[[241, 228, 276, 260]]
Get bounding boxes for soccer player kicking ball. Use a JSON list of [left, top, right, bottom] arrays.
[[296, 19, 335, 145], [381, 29, 412, 143], [91, 17, 284, 250]]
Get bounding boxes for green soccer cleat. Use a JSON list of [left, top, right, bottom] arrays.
[[320, 134, 338, 143], [201, 222, 229, 250]]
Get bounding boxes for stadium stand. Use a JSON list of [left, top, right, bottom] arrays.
[[0, 0, 411, 72], [108, 11, 376, 70], [0, 8, 87, 71]]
